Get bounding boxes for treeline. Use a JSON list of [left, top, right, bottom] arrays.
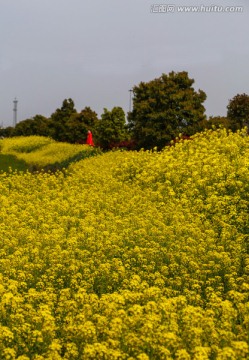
[[0, 102, 130, 150], [1, 71, 249, 150]]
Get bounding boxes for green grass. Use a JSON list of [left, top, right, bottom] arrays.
[[0, 154, 30, 173], [0, 148, 102, 173]]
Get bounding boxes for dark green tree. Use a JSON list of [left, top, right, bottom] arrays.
[[32, 115, 53, 137], [97, 107, 128, 149], [128, 71, 207, 149], [0, 126, 14, 138], [65, 106, 99, 143], [227, 93, 249, 131], [50, 98, 77, 142], [12, 119, 35, 136], [195, 116, 232, 133], [12, 115, 52, 137]]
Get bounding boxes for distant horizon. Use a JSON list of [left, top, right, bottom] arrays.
[[1, 83, 239, 129]]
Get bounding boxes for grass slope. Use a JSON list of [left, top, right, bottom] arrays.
[[0, 153, 29, 173], [0, 136, 100, 172]]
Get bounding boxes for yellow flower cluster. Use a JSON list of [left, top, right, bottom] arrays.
[[0, 128, 248, 359], [0, 136, 96, 168]]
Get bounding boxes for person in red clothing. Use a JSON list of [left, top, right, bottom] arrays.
[[86, 130, 94, 146]]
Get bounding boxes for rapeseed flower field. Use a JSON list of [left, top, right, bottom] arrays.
[[0, 128, 248, 359]]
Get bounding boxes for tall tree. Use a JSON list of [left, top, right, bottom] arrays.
[[50, 98, 77, 142], [97, 107, 128, 149], [227, 93, 249, 131], [128, 71, 207, 149]]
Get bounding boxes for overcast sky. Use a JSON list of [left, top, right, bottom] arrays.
[[1, 0, 248, 127]]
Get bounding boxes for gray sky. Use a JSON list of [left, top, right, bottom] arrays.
[[1, 0, 248, 127]]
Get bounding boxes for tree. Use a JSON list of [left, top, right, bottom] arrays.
[[0, 126, 14, 138], [195, 116, 232, 133], [97, 107, 128, 149], [12, 119, 35, 136], [31, 115, 53, 137], [227, 93, 249, 131], [65, 106, 99, 143], [128, 71, 207, 149], [12, 115, 52, 137], [50, 98, 77, 142]]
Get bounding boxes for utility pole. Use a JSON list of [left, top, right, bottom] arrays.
[[129, 89, 133, 112], [13, 98, 18, 127]]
